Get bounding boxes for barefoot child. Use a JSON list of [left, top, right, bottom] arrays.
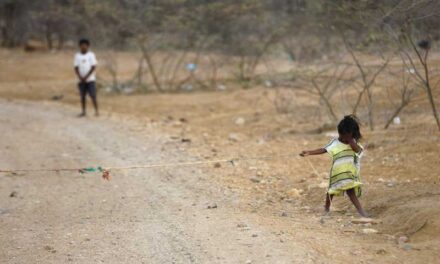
[[74, 38, 99, 117], [300, 115, 367, 217]]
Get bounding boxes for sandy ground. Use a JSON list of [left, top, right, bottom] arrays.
[[1, 99, 438, 264], [0, 100, 324, 263], [1, 50, 440, 263]]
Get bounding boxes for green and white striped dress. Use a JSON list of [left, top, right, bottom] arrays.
[[324, 138, 363, 197]]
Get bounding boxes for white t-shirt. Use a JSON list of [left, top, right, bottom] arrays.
[[74, 51, 97, 82]]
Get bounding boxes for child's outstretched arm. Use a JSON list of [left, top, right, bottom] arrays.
[[300, 148, 326, 157]]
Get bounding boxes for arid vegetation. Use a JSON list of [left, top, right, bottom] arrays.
[[2, 0, 438, 129]]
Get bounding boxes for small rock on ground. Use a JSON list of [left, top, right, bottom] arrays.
[[249, 176, 261, 183], [207, 203, 218, 209]]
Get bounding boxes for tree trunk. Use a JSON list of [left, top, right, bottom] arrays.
[[208, 55, 218, 88], [57, 34, 64, 50], [45, 27, 53, 50], [352, 86, 367, 115], [1, 3, 20, 47], [425, 81, 440, 130], [312, 80, 338, 122], [422, 57, 440, 130], [366, 88, 374, 131], [136, 58, 146, 92], [407, 37, 440, 130], [170, 51, 188, 90], [138, 40, 163, 92]]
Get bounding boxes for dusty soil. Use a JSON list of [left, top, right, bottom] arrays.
[[1, 50, 440, 263]]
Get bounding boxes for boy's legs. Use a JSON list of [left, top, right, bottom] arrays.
[[78, 82, 87, 116], [346, 188, 367, 217], [87, 82, 99, 116]]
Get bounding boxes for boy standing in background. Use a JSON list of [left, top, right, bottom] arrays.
[[74, 38, 98, 117]]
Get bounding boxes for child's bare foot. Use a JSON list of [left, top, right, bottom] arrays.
[[94, 112, 99, 117], [77, 113, 86, 117], [359, 211, 371, 218], [322, 210, 330, 217]]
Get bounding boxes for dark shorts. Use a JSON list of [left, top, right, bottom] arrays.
[[78, 81, 97, 99]]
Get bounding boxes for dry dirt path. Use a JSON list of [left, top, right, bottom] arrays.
[[0, 100, 324, 264], [1, 100, 432, 264]]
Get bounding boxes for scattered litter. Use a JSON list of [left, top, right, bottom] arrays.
[[207, 203, 217, 209], [362, 228, 378, 234], [249, 176, 261, 183], [386, 182, 395, 188], [122, 86, 135, 94], [234, 117, 245, 126], [43, 245, 56, 253], [257, 138, 266, 145], [237, 223, 250, 230], [400, 243, 412, 251], [264, 80, 273, 87], [181, 138, 191, 143], [406, 68, 416, 74], [182, 84, 193, 91], [9, 191, 18, 198], [186, 63, 197, 72], [398, 236, 409, 244], [216, 84, 226, 91], [51, 95, 63, 101], [287, 188, 302, 198], [78, 166, 103, 174], [228, 133, 241, 142], [102, 170, 110, 181], [376, 249, 387, 255], [351, 218, 381, 225]]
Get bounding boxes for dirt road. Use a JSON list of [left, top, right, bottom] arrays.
[[2, 100, 437, 264], [0, 100, 322, 264]]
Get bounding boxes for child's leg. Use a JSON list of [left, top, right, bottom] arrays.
[[88, 82, 99, 116], [78, 83, 86, 116], [346, 189, 367, 217], [324, 193, 333, 213]]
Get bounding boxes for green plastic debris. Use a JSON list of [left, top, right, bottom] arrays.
[[78, 166, 103, 174]]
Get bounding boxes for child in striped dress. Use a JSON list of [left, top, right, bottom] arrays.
[[300, 115, 367, 217]]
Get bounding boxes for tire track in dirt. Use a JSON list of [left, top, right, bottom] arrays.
[[0, 100, 319, 263]]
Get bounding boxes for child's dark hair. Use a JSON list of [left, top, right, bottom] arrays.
[[337, 115, 362, 140], [78, 38, 90, 46]]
